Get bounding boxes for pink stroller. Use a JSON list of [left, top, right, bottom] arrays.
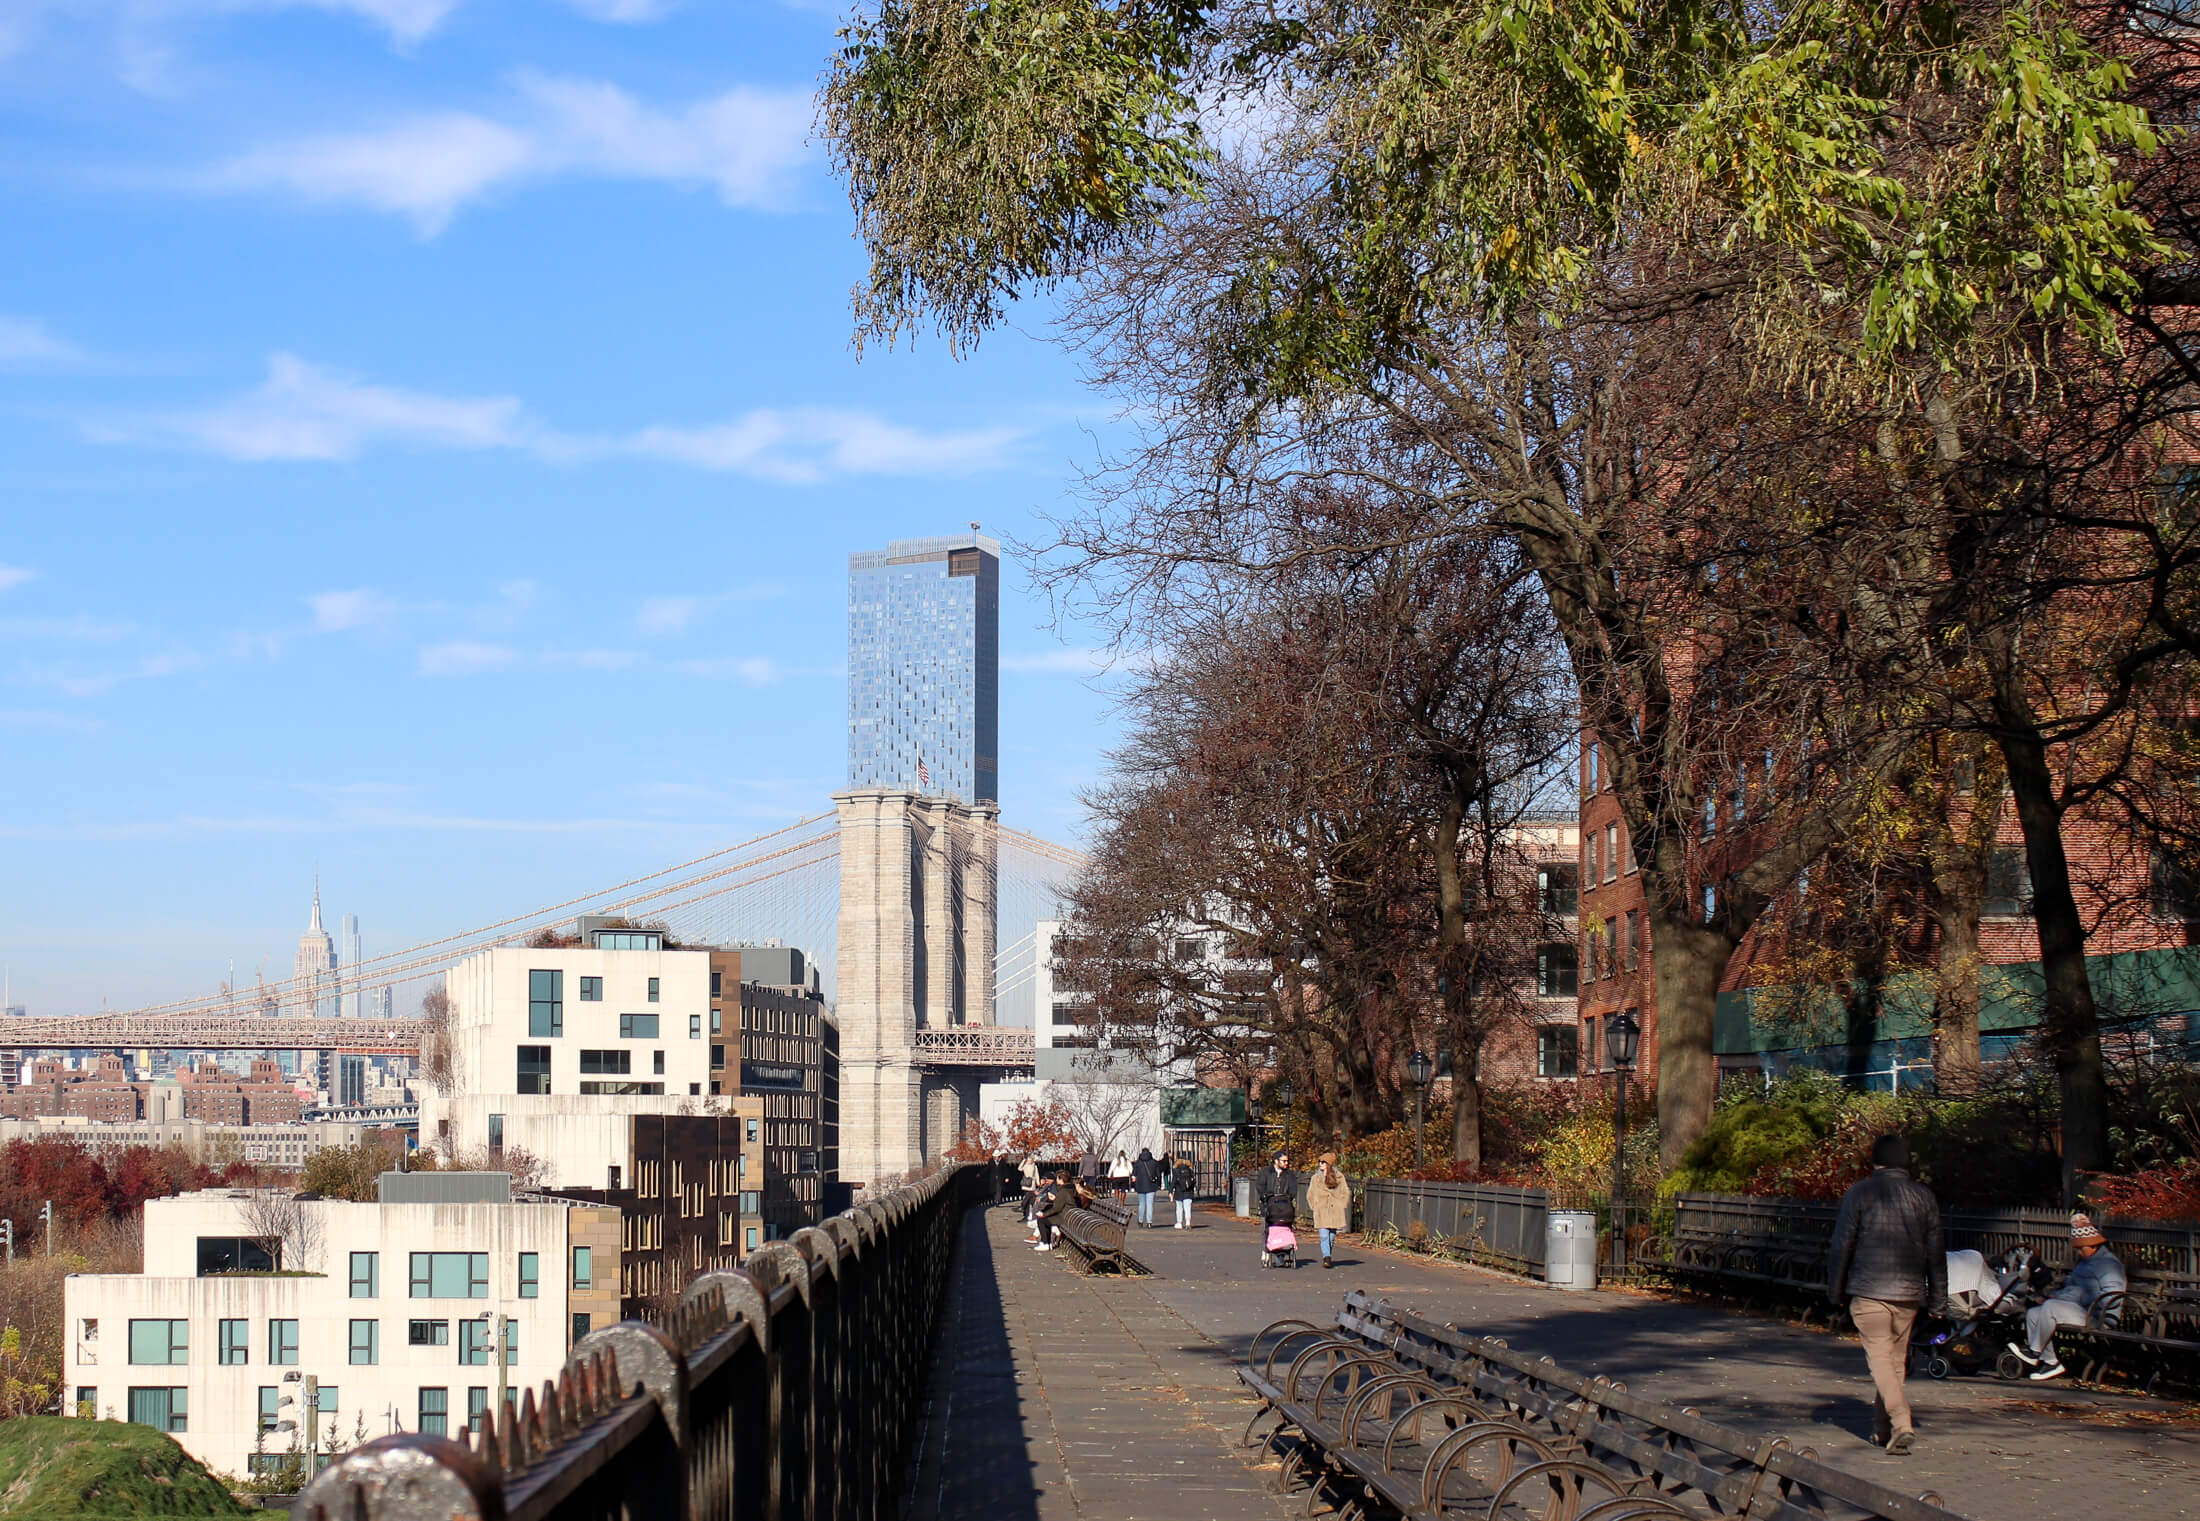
[[1264, 1223, 1299, 1268]]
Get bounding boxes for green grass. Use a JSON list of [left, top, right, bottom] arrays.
[[0, 1417, 252, 1517]]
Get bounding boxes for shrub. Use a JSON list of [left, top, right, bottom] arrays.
[[1663, 1100, 1833, 1197], [2083, 1160, 2200, 1222]]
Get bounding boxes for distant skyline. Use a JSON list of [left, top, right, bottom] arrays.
[[0, 2, 1129, 1017]]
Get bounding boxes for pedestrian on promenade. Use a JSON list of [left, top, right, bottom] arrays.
[[1111, 1148, 1133, 1203], [1034, 1169, 1075, 1252], [1308, 1153, 1351, 1270], [2009, 1214, 2127, 1382], [1077, 1149, 1100, 1194], [1255, 1151, 1293, 1213], [1827, 1135, 1946, 1454], [1132, 1147, 1164, 1227], [1170, 1154, 1197, 1228]]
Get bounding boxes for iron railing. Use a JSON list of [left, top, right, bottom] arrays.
[[1357, 1179, 1552, 1273], [293, 1163, 983, 1521]]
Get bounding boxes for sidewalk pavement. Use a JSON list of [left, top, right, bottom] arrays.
[[907, 1201, 2200, 1521]]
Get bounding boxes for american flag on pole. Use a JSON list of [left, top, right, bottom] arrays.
[[918, 759, 931, 787]]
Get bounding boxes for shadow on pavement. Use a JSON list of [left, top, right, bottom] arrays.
[[905, 1206, 1041, 1521]]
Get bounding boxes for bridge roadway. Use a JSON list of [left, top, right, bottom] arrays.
[[907, 1203, 2200, 1521]]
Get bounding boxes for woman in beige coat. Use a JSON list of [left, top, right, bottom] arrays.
[[1308, 1153, 1352, 1270]]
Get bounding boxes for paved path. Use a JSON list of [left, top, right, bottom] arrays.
[[909, 1202, 2200, 1521]]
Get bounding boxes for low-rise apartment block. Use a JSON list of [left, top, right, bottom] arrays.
[[63, 1174, 620, 1480]]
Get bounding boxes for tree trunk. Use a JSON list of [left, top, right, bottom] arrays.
[[1650, 910, 1732, 1168], [1997, 724, 2110, 1202], [1450, 1041, 1483, 1171], [1929, 902, 1986, 1096], [1430, 791, 1483, 1169], [1925, 740, 2000, 1095]]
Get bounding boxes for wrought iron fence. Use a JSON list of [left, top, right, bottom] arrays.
[[1357, 1178, 1551, 1273], [294, 1162, 983, 1521]]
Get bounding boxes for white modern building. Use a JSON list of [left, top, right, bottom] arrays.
[[63, 1175, 621, 1481], [417, 928, 715, 1189], [0, 1116, 367, 1168]]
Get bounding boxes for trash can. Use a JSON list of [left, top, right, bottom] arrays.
[[1546, 1211, 1598, 1291], [1234, 1176, 1253, 1217]]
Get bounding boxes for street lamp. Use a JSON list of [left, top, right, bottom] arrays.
[[1605, 1012, 1641, 1265], [1274, 1078, 1295, 1148], [1406, 1049, 1432, 1172]]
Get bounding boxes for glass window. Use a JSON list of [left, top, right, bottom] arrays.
[[487, 1114, 504, 1151], [218, 1319, 248, 1365], [710, 971, 722, 997], [620, 1013, 659, 1039], [128, 1320, 188, 1365], [518, 1253, 539, 1299], [647, 977, 659, 1003], [1538, 864, 1578, 917], [745, 1227, 759, 1252], [459, 1319, 490, 1366], [607, 1166, 622, 1190], [1536, 1026, 1581, 1080], [418, 1387, 449, 1438], [517, 1046, 551, 1095], [409, 1252, 490, 1299], [711, 1008, 723, 1034], [350, 1251, 378, 1299], [501, 1320, 518, 1366], [572, 1245, 592, 1291], [690, 1014, 702, 1040], [1605, 823, 1620, 882], [1625, 910, 1641, 970], [528, 969, 563, 1038], [579, 976, 603, 1002], [1536, 945, 1578, 999], [258, 1386, 280, 1433], [350, 1319, 379, 1365], [710, 1045, 725, 1070], [745, 1118, 758, 1143], [127, 1386, 186, 1432], [74, 1387, 95, 1419], [579, 1049, 631, 1075], [269, 1319, 299, 1366], [468, 1387, 490, 1434], [407, 1320, 449, 1347], [572, 1312, 591, 1343], [317, 1385, 338, 1415], [1986, 846, 2033, 916], [653, 1050, 665, 1075]]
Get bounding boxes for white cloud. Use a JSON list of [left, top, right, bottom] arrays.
[[102, 352, 530, 461], [417, 640, 516, 676], [636, 595, 702, 636], [204, 74, 811, 233], [0, 317, 87, 369], [257, 0, 466, 45], [1001, 648, 1111, 674], [680, 655, 783, 685], [631, 408, 1023, 483], [0, 565, 35, 594], [559, 0, 678, 23], [309, 587, 397, 632]]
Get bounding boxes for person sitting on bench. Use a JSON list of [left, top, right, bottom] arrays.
[[2009, 1213, 2126, 1381]]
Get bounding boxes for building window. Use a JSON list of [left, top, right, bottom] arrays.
[[607, 1166, 622, 1190], [711, 1045, 725, 1070], [653, 1050, 665, 1075], [460, 1319, 491, 1366], [712, 1008, 723, 1034], [127, 1320, 188, 1365], [517, 1046, 551, 1095], [407, 1320, 449, 1347], [745, 1227, 759, 1252], [268, 1319, 299, 1366], [647, 977, 660, 1003], [1625, 910, 1641, 971], [350, 1251, 378, 1299], [1984, 847, 2032, 916], [572, 1312, 591, 1343], [739, 1190, 761, 1215], [468, 1387, 490, 1434], [620, 1013, 659, 1039], [690, 1015, 702, 1040], [1535, 945, 1579, 999], [1585, 735, 1599, 793], [579, 976, 603, 1002], [580, 1049, 632, 1075], [690, 1082, 701, 1095], [258, 1386, 280, 1433], [1602, 918, 1618, 977], [1537, 863, 1578, 918], [410, 1252, 489, 1299], [418, 1387, 449, 1438], [218, 1319, 248, 1365], [594, 930, 661, 950], [519, 1253, 539, 1299], [74, 1386, 94, 1418], [1583, 1016, 1602, 1073], [1587, 830, 1601, 885], [1536, 1026, 1581, 1080], [1604, 823, 1619, 883], [710, 971, 722, 997], [1702, 793, 1718, 838], [2154, 848, 2200, 921], [501, 1321, 519, 1366], [487, 1114, 504, 1151], [745, 1118, 759, 1143], [127, 1387, 186, 1432], [1702, 883, 1719, 923], [528, 969, 564, 1038], [573, 1245, 592, 1290]]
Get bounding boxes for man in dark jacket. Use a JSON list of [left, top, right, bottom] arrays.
[[1827, 1135, 1947, 1453], [1131, 1148, 1164, 1227], [1033, 1169, 1076, 1252]]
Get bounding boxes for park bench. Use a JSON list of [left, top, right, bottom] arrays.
[[2045, 1276, 2200, 1394], [1237, 1291, 1965, 1521], [1057, 1201, 1148, 1275]]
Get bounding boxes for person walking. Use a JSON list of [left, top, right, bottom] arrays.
[[1254, 1152, 1294, 1264], [1111, 1148, 1133, 1204], [1827, 1135, 1947, 1454], [1170, 1153, 1197, 1228], [1077, 1149, 1100, 1195], [2009, 1214, 2127, 1381], [1308, 1153, 1351, 1269], [1131, 1147, 1163, 1227]]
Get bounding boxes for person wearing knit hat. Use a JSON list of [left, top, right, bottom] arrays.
[[1826, 1133, 1945, 1454], [2008, 1213, 2126, 1381]]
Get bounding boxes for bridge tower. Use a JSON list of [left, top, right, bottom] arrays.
[[833, 788, 998, 1186]]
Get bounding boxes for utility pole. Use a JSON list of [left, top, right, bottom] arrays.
[[41, 1200, 51, 1255], [2, 1218, 12, 1268], [304, 1375, 319, 1470], [494, 1310, 508, 1427]]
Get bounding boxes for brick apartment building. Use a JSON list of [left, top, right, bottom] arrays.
[[706, 947, 836, 1238]]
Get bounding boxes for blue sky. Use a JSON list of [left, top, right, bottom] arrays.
[[0, 0, 1129, 1017]]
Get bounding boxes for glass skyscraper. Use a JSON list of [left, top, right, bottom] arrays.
[[848, 532, 1000, 804]]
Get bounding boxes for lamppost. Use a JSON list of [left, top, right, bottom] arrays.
[[1274, 1078, 1295, 1152], [1605, 1011, 1641, 1266], [1406, 1050, 1432, 1172]]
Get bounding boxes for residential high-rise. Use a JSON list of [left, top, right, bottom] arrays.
[[340, 913, 362, 1019], [289, 881, 338, 1019], [847, 532, 1000, 805]]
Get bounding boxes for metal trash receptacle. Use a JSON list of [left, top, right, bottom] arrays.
[[1546, 1210, 1598, 1291], [1234, 1176, 1253, 1217]]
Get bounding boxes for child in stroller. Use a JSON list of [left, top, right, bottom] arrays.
[[1915, 1246, 2049, 1379], [1261, 1187, 1300, 1268]]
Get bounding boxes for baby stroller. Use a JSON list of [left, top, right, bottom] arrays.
[[1260, 1191, 1300, 1268], [1914, 1246, 2049, 1380]]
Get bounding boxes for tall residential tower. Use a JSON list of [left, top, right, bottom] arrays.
[[847, 532, 1000, 805]]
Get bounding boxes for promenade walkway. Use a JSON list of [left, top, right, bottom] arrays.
[[907, 1201, 2200, 1521]]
